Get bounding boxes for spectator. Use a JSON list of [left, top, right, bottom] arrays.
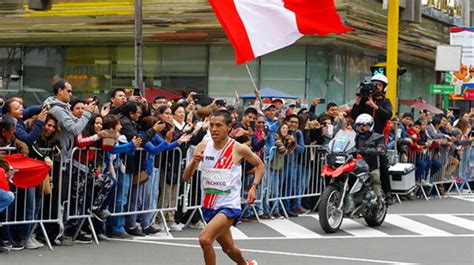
[[150, 96, 167, 116], [400, 113, 414, 139], [233, 106, 258, 144], [69, 98, 85, 119], [43, 79, 96, 158], [282, 114, 305, 216], [351, 74, 393, 134], [104, 88, 127, 116], [265, 123, 296, 219], [103, 114, 142, 239], [4, 99, 48, 146]]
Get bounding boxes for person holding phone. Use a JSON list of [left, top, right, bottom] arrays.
[[232, 106, 258, 144]]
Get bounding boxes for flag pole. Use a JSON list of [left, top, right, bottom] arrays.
[[245, 64, 258, 91], [244, 64, 262, 109]]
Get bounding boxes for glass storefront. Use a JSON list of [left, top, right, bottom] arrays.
[[1, 45, 438, 110]]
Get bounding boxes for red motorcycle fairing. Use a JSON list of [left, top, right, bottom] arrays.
[[321, 160, 357, 178]]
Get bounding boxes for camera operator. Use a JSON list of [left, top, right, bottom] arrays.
[[351, 74, 394, 204], [351, 74, 393, 134]]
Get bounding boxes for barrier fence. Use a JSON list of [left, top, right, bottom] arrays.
[[403, 142, 472, 201], [0, 147, 64, 251], [1, 141, 472, 250]]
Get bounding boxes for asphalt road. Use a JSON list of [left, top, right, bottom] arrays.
[[2, 195, 474, 265]]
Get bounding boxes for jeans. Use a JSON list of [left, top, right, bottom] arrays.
[[0, 190, 14, 213], [264, 168, 283, 215], [283, 163, 299, 211], [415, 154, 431, 181], [294, 166, 309, 208], [107, 172, 131, 235], [125, 168, 160, 229]]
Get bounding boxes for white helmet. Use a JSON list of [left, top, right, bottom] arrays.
[[355, 114, 374, 132], [371, 74, 388, 93]]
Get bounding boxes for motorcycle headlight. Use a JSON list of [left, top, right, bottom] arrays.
[[335, 156, 346, 164], [327, 154, 346, 168]]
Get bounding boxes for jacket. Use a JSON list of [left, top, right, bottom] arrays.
[[351, 97, 393, 134], [355, 131, 387, 171], [15, 119, 44, 146], [43, 96, 91, 159]]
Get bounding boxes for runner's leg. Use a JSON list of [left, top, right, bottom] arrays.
[[216, 227, 247, 265], [199, 213, 237, 265]]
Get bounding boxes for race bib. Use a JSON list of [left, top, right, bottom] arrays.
[[202, 168, 232, 195]]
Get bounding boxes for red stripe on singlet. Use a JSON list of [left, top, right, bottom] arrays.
[[203, 139, 234, 209]]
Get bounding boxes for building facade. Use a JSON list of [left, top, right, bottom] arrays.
[[0, 0, 470, 113]]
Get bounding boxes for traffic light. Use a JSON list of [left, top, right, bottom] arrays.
[[28, 0, 52, 11], [370, 62, 407, 77], [400, 0, 422, 23]]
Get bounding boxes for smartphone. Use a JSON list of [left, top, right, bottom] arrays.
[[264, 126, 269, 135], [133, 88, 141, 97], [52, 146, 61, 155], [319, 98, 326, 104], [215, 99, 227, 107], [287, 130, 294, 135], [249, 120, 256, 130], [279, 108, 286, 118], [92, 96, 99, 105]]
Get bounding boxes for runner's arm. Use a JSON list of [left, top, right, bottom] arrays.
[[183, 141, 206, 182], [235, 143, 264, 204]]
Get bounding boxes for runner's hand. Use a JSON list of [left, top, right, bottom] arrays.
[[247, 186, 256, 204], [192, 150, 204, 163]]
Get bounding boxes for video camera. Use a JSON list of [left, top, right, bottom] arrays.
[[357, 81, 376, 102]]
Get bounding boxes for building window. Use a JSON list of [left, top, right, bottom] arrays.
[[208, 45, 258, 100]]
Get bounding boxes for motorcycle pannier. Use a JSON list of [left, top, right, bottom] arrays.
[[389, 163, 416, 192]]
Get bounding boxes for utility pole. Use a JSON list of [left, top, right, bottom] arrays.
[[135, 0, 144, 95], [462, 0, 471, 26], [386, 0, 400, 116]]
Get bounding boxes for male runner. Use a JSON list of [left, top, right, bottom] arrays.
[[184, 109, 264, 265]]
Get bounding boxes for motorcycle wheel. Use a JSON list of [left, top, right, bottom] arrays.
[[318, 185, 344, 233], [364, 195, 388, 227]]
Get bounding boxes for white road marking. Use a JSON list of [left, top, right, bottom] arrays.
[[427, 214, 474, 231], [260, 218, 322, 238], [450, 195, 474, 203], [384, 215, 453, 236], [307, 215, 390, 237], [230, 226, 249, 239], [113, 239, 418, 264]]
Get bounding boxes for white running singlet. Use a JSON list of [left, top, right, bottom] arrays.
[[201, 139, 242, 210]]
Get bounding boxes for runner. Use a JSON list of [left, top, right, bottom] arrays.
[[184, 109, 264, 265]]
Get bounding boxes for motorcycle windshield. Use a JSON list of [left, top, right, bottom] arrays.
[[328, 130, 356, 153]]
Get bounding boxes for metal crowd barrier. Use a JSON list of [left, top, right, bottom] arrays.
[[183, 145, 326, 222], [265, 145, 326, 218], [66, 146, 183, 240], [0, 147, 64, 251], [403, 142, 471, 200]]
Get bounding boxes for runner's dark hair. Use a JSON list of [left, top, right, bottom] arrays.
[[211, 109, 232, 125]]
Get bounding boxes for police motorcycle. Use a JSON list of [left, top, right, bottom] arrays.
[[318, 130, 388, 233]]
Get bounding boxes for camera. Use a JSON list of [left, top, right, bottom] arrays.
[[358, 81, 376, 101]]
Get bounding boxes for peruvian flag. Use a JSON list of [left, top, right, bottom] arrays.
[[209, 0, 352, 64]]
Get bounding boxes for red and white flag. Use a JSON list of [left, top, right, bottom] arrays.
[[209, 0, 352, 64]]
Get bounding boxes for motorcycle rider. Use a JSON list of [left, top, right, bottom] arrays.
[[354, 114, 387, 206], [351, 74, 394, 204]]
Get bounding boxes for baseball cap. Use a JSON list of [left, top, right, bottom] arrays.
[[271, 98, 284, 104], [263, 104, 276, 111]]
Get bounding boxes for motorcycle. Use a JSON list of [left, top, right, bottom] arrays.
[[318, 130, 388, 233]]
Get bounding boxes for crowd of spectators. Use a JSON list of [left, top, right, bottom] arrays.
[[0, 78, 473, 253]]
